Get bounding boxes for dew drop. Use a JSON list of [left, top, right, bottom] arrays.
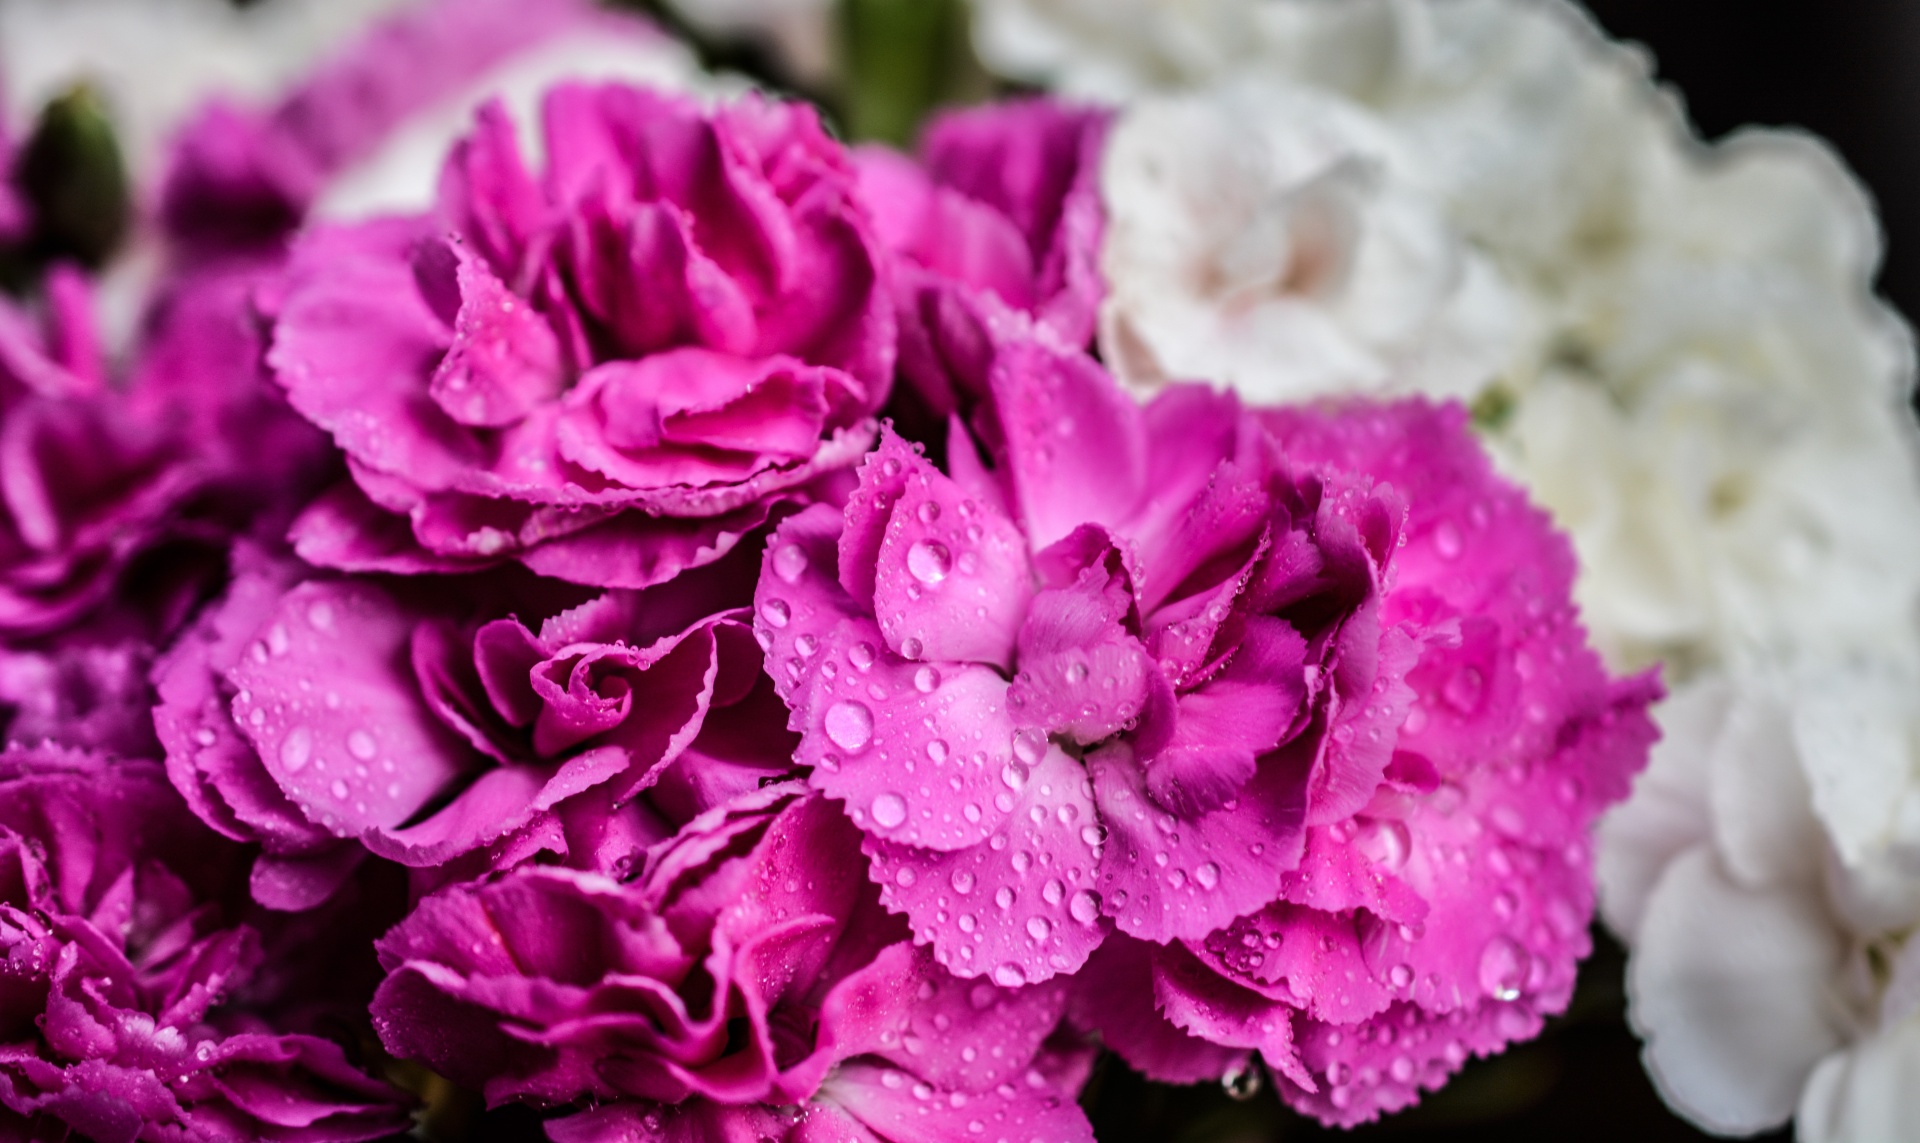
[[1478, 936, 1527, 1001], [1011, 728, 1046, 766], [1358, 819, 1412, 869], [279, 727, 313, 774], [896, 867, 918, 888], [347, 730, 377, 761], [992, 963, 1026, 988], [995, 887, 1015, 910], [1001, 760, 1030, 791], [917, 501, 942, 524], [1069, 890, 1101, 924], [951, 870, 976, 895], [330, 778, 349, 800], [795, 634, 818, 657], [871, 792, 908, 830], [908, 540, 953, 584], [1193, 862, 1220, 889], [824, 702, 875, 752], [849, 643, 876, 671], [1080, 825, 1108, 847], [760, 598, 791, 628], [1042, 879, 1066, 906], [1389, 963, 1413, 989], [927, 739, 950, 763], [902, 637, 924, 659], [1026, 917, 1052, 941], [772, 545, 809, 583], [914, 665, 940, 693], [1065, 661, 1089, 684], [1433, 521, 1463, 559], [1222, 1063, 1264, 1101]]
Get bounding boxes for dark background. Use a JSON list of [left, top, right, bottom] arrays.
[[1584, 0, 1920, 333]]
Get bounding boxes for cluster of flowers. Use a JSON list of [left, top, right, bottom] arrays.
[[47, 0, 1920, 1137]]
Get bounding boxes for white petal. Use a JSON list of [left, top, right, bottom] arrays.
[[1793, 658, 1919, 868], [1629, 847, 1846, 1135], [1595, 677, 1725, 943], [1708, 682, 1825, 890], [1798, 1020, 1920, 1143]]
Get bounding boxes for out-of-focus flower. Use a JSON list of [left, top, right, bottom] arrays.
[[155, 542, 791, 911], [0, 745, 411, 1142], [267, 82, 893, 588], [756, 318, 1656, 1123], [1097, 77, 1533, 405], [0, 0, 409, 184], [1598, 665, 1920, 1140], [373, 784, 1095, 1141], [664, 0, 839, 87], [0, 269, 202, 643], [969, 0, 1920, 680], [856, 97, 1109, 434]]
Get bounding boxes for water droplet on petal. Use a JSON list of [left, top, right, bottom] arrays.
[[347, 730, 377, 762], [871, 792, 908, 830], [914, 665, 939, 693], [1433, 521, 1463, 559], [927, 739, 950, 763], [951, 870, 975, 895], [849, 643, 876, 671], [995, 887, 1015, 910], [992, 963, 1026, 988], [1001, 760, 1030, 791], [279, 727, 313, 774], [1042, 879, 1065, 906], [1026, 917, 1052, 941], [902, 637, 924, 659], [760, 598, 791, 628], [908, 540, 952, 584], [772, 545, 809, 583], [1065, 662, 1089, 684], [1011, 728, 1046, 766], [1194, 862, 1220, 889], [917, 501, 941, 524], [1389, 964, 1413, 989], [1478, 936, 1527, 1001], [1069, 890, 1101, 924], [824, 702, 874, 752]]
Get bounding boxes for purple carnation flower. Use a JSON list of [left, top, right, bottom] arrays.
[[754, 322, 1658, 1122], [854, 98, 1108, 435], [155, 544, 793, 911], [0, 746, 409, 1142], [372, 784, 1094, 1141], [265, 80, 894, 589]]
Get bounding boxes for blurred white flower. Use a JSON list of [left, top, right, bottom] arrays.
[[1099, 76, 1537, 404], [1598, 667, 1920, 1139], [0, 0, 410, 179], [664, 0, 837, 86], [978, 0, 1920, 679]]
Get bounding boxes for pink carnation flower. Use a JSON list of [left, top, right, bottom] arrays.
[[155, 545, 791, 911], [855, 98, 1108, 436], [372, 785, 1094, 1142], [0, 745, 409, 1142], [754, 323, 1658, 1122], [266, 80, 894, 589]]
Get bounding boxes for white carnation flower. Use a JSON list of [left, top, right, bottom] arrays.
[[985, 0, 1920, 680], [1098, 77, 1539, 404], [1598, 667, 1920, 1139]]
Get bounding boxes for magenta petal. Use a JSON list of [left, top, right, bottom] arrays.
[[1090, 740, 1310, 944], [248, 847, 366, 913], [820, 1060, 1093, 1143], [987, 336, 1145, 551], [426, 238, 564, 428], [869, 442, 1034, 669], [1068, 936, 1249, 1085], [1152, 942, 1312, 1089], [227, 580, 484, 838], [864, 743, 1105, 984], [1007, 548, 1148, 745], [807, 942, 1067, 1096], [1146, 616, 1309, 817]]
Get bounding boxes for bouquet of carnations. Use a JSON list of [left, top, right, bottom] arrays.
[[2, 1, 1915, 1140]]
